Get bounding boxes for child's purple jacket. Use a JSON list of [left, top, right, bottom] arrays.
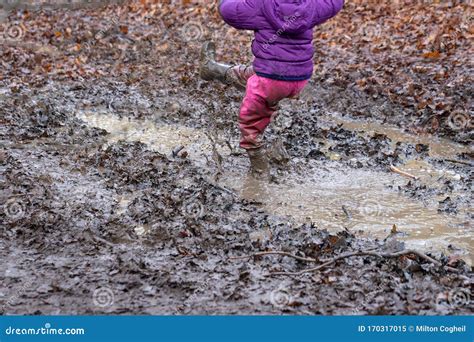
[[219, 0, 345, 81]]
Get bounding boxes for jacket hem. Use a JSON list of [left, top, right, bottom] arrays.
[[255, 72, 312, 81]]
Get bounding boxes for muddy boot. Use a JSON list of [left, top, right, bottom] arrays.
[[200, 41, 253, 90], [199, 41, 232, 84], [268, 139, 291, 165], [247, 147, 270, 179]]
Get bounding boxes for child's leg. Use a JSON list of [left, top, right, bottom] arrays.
[[226, 65, 255, 90], [239, 75, 308, 150], [200, 41, 254, 90]]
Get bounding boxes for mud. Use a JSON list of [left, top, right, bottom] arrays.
[[1, 75, 473, 315], [1, 3, 473, 315]]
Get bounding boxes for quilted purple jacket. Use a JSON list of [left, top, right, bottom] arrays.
[[219, 0, 345, 80]]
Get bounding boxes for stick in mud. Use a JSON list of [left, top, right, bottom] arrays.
[[267, 250, 459, 276], [229, 251, 320, 263], [229, 249, 459, 275], [389, 165, 419, 180], [172, 145, 185, 157], [441, 158, 474, 167]]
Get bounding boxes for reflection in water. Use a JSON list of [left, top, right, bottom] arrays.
[[240, 175, 270, 201], [78, 111, 207, 154], [78, 110, 473, 264], [326, 115, 471, 159], [220, 169, 472, 264]]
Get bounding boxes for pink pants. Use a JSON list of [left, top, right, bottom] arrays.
[[237, 73, 308, 150]]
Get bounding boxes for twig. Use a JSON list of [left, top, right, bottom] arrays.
[[85, 228, 115, 247], [390, 165, 419, 180], [172, 145, 185, 157], [269, 250, 458, 276], [341, 205, 351, 219], [229, 251, 318, 263], [208, 181, 236, 196], [441, 158, 473, 167]]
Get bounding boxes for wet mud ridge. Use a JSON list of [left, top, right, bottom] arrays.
[[1, 84, 473, 315]]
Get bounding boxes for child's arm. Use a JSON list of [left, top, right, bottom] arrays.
[[218, 0, 262, 30], [311, 0, 345, 26]]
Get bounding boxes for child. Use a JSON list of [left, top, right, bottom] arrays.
[[200, 0, 345, 177]]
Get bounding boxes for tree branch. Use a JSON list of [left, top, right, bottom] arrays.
[[229, 251, 318, 263], [268, 249, 459, 276]]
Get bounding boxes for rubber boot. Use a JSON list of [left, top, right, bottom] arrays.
[[268, 139, 290, 165], [200, 41, 252, 90], [247, 147, 270, 179], [200, 41, 232, 84]]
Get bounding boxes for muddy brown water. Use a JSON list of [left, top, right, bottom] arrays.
[[327, 115, 472, 159], [77, 111, 473, 264]]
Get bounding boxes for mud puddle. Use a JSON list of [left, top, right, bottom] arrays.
[[77, 111, 473, 264], [77, 111, 229, 166], [221, 168, 472, 263], [323, 114, 472, 159]]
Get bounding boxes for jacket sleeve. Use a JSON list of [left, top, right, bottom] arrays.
[[311, 0, 345, 26], [219, 0, 262, 30]]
